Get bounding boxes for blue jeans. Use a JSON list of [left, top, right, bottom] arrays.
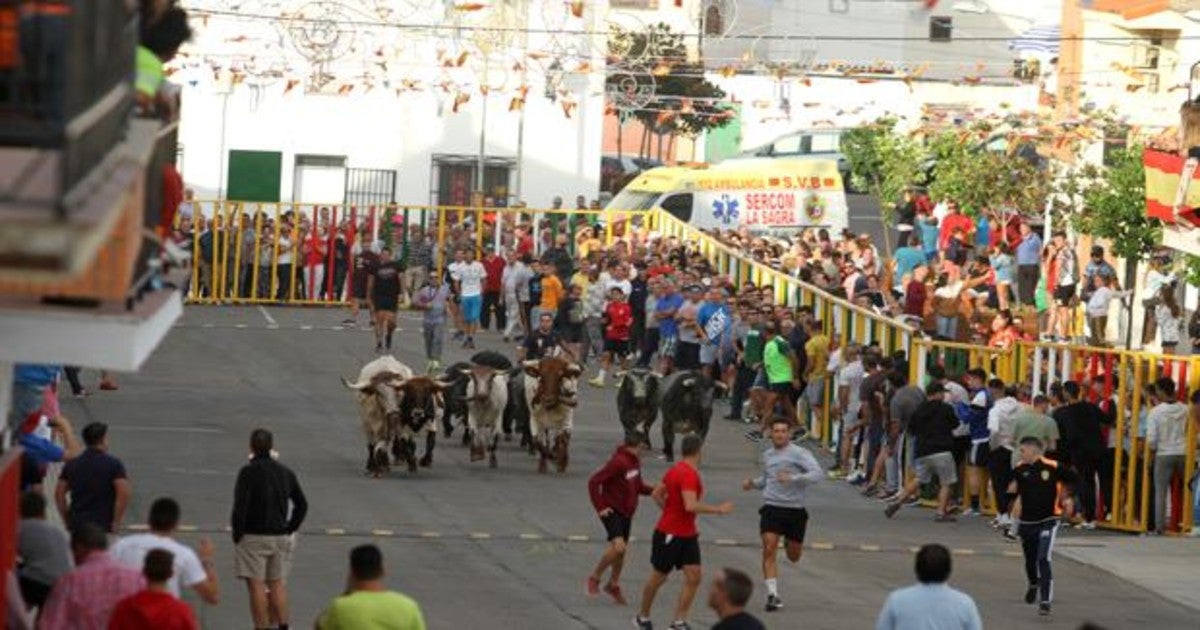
[[936, 315, 958, 340]]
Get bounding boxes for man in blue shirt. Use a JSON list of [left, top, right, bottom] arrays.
[[654, 281, 684, 373], [1015, 223, 1042, 306], [876, 544, 982, 630], [893, 236, 927, 290], [9, 364, 60, 436], [918, 216, 940, 262], [698, 286, 732, 379]]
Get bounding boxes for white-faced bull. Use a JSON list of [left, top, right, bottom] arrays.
[[463, 365, 509, 468], [616, 368, 661, 448], [523, 356, 582, 473], [658, 370, 718, 462], [341, 356, 415, 477]]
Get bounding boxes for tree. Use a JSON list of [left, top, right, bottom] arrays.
[[840, 117, 927, 255], [926, 125, 1053, 216], [606, 23, 730, 158]]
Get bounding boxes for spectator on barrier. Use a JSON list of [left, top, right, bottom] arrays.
[[1015, 223, 1042, 306], [1156, 284, 1183, 354], [17, 491, 72, 610], [39, 523, 145, 630], [111, 497, 219, 605], [876, 544, 981, 630], [316, 544, 427, 630], [7, 364, 59, 438], [56, 422, 131, 533], [1147, 377, 1189, 535], [1051, 381, 1107, 529], [135, 5, 192, 120], [108, 549, 198, 630]]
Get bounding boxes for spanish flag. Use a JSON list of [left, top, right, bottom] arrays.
[[1144, 148, 1200, 226]]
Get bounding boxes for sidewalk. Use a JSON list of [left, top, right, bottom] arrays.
[[1056, 535, 1200, 611]]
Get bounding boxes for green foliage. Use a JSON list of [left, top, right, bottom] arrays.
[[1067, 145, 1158, 262], [839, 117, 927, 224], [926, 126, 1053, 215], [606, 23, 730, 138]]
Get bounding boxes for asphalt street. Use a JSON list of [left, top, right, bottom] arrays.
[[57, 304, 1197, 630]]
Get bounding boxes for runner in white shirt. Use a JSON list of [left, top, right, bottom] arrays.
[[834, 343, 865, 479], [109, 497, 219, 603], [451, 247, 488, 349]]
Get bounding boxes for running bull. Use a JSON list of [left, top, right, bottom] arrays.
[[342, 356, 447, 475], [616, 368, 661, 448], [523, 356, 582, 473], [658, 370, 717, 462], [463, 364, 509, 468]]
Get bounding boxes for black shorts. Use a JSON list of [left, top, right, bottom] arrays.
[[767, 382, 792, 396], [559, 324, 583, 343], [759, 505, 809, 543], [604, 338, 630, 357], [601, 511, 632, 542], [353, 278, 369, 301], [967, 441, 990, 466], [1053, 284, 1076, 307], [650, 530, 701, 573], [373, 296, 399, 312]]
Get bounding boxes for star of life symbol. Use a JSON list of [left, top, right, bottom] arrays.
[[712, 194, 739, 225]]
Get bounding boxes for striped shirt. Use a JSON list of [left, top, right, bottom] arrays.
[[39, 551, 146, 630]]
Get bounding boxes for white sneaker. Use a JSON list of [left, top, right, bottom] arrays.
[[845, 471, 866, 484]]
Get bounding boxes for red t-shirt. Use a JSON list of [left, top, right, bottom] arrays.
[[517, 234, 534, 256], [605, 301, 633, 341], [483, 255, 506, 292], [656, 461, 702, 537], [938, 213, 973, 250], [108, 590, 198, 630], [305, 234, 327, 266]]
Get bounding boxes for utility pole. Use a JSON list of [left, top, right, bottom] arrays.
[[1056, 0, 1082, 122]]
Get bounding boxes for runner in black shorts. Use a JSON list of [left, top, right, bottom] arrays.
[[742, 419, 823, 613], [367, 247, 402, 352], [587, 432, 653, 605]]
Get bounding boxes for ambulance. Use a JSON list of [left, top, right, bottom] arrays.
[[604, 158, 849, 235]]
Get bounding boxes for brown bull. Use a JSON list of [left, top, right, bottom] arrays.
[[522, 356, 581, 473]]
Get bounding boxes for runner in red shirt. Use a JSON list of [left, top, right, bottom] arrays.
[[634, 434, 734, 630], [589, 286, 634, 388], [586, 432, 653, 605]]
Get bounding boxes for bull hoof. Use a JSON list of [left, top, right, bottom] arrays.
[[489, 452, 498, 468], [443, 427, 453, 439], [537, 458, 548, 474], [419, 454, 432, 468], [470, 446, 485, 462]]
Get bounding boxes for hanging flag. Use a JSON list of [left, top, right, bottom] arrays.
[[453, 92, 471, 112], [284, 79, 300, 93], [562, 99, 577, 118], [1145, 149, 1200, 226]]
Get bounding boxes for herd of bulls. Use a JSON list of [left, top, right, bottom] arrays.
[[341, 353, 720, 478]]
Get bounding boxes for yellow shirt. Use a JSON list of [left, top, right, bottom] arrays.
[[805, 334, 830, 378], [540, 274, 565, 311], [317, 590, 426, 630]]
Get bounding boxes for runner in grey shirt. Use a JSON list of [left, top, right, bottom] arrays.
[[741, 419, 823, 613]]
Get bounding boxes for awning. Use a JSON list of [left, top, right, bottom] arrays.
[[1008, 25, 1060, 56]]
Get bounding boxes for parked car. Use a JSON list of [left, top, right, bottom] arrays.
[[738, 129, 854, 190]]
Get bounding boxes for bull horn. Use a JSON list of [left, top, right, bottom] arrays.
[[682, 378, 696, 388], [433, 379, 455, 390], [342, 376, 369, 390], [522, 360, 539, 369], [459, 367, 472, 377]]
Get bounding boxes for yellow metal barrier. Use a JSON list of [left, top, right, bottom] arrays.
[[179, 203, 641, 306]]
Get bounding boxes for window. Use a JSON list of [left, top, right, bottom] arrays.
[[929, 16, 952, 42], [809, 133, 840, 153], [770, 135, 804, 156], [704, 5, 723, 36], [660, 193, 693, 222], [432, 156, 513, 207]]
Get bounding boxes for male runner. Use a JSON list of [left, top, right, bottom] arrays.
[[741, 419, 822, 612], [634, 434, 733, 630], [586, 432, 653, 605], [366, 247, 403, 352], [1008, 436, 1077, 617]]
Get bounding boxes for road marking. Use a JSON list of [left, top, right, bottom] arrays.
[[519, 533, 543, 540], [809, 542, 835, 550], [258, 306, 277, 326], [371, 529, 395, 536], [115, 425, 223, 434], [952, 549, 976, 555], [177, 525, 198, 532], [714, 539, 738, 546], [1002, 551, 1024, 557], [420, 531, 442, 538], [470, 532, 492, 540], [326, 528, 346, 535], [202, 323, 215, 328], [566, 534, 589, 542], [165, 467, 226, 475], [300, 325, 314, 331], [330, 326, 343, 331], [859, 544, 880, 552], [127, 524, 150, 531]]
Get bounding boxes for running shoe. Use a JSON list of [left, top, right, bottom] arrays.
[[878, 491, 902, 503], [1078, 521, 1096, 531], [933, 513, 957, 523], [586, 576, 600, 597], [1038, 603, 1052, 616], [1024, 584, 1037, 604], [452, 330, 465, 341], [961, 508, 981, 517], [667, 621, 691, 630], [588, 376, 605, 388], [632, 617, 653, 630], [765, 594, 784, 612], [744, 429, 763, 442], [860, 484, 879, 497], [604, 582, 628, 605], [884, 502, 901, 519], [902, 495, 920, 506]]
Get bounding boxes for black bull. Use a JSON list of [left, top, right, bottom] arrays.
[[616, 368, 661, 448], [658, 370, 717, 462]]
